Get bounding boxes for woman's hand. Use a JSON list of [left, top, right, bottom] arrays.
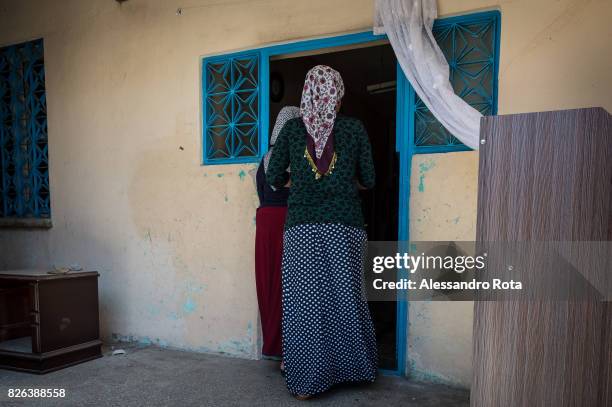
[[284, 178, 292, 188]]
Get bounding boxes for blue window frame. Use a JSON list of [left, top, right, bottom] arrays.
[[202, 52, 262, 165], [414, 11, 501, 153], [0, 38, 50, 219]]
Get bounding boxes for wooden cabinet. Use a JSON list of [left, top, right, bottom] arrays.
[[0, 270, 102, 374], [471, 108, 611, 406]]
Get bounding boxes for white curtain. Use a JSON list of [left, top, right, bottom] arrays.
[[375, 0, 482, 149]]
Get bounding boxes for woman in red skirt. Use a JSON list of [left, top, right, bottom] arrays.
[[255, 107, 301, 365]]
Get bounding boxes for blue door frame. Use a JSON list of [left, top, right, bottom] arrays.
[[201, 30, 409, 374], [201, 9, 500, 377], [263, 31, 410, 376]]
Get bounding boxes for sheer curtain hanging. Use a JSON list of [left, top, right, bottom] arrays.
[[375, 0, 482, 149]]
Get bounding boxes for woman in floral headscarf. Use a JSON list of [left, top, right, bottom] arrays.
[[267, 65, 377, 399]]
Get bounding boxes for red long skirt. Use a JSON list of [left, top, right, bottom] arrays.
[[255, 206, 287, 357]]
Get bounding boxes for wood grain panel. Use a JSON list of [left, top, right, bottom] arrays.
[[471, 108, 611, 407]]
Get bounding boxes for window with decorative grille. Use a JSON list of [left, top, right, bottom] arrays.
[[414, 12, 500, 153], [0, 39, 50, 219], [202, 53, 260, 164], [200, 11, 499, 164]]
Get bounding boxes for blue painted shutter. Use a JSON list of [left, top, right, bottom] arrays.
[[414, 11, 500, 152], [203, 52, 261, 164], [0, 39, 50, 218]]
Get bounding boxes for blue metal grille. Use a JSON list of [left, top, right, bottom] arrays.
[[203, 54, 260, 163], [0, 39, 49, 218], [414, 12, 500, 151]]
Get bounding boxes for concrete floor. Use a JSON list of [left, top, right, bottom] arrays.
[[0, 344, 469, 406]]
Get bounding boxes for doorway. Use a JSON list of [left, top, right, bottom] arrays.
[[269, 44, 400, 370]]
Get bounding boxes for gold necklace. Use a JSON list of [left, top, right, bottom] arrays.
[[304, 148, 337, 180]]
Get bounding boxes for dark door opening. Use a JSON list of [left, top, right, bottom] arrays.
[[270, 44, 400, 371]]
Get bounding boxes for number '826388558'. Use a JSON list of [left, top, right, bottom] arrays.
[[8, 388, 66, 398]]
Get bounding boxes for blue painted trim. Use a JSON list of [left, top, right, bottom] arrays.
[[414, 144, 471, 155], [265, 31, 386, 57], [379, 368, 402, 377], [491, 10, 501, 116], [395, 64, 414, 376], [204, 156, 262, 166], [260, 51, 270, 158], [200, 57, 207, 165]]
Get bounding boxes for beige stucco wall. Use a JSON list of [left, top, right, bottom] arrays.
[[408, 152, 479, 386], [0, 0, 610, 388]]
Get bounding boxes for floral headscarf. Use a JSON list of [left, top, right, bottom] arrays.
[[300, 65, 345, 178]]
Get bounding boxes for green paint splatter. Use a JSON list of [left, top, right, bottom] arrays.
[[186, 281, 205, 293], [452, 216, 460, 224], [216, 173, 224, 178], [147, 304, 161, 317], [224, 195, 228, 202], [238, 170, 246, 181], [183, 297, 196, 314], [408, 358, 460, 386], [417, 160, 436, 192]]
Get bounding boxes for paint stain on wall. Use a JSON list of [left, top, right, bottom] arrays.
[[216, 323, 254, 356], [418, 160, 436, 192], [183, 297, 197, 314], [407, 359, 454, 386], [139, 336, 153, 345], [185, 281, 205, 295], [111, 333, 168, 348], [147, 304, 162, 317], [238, 170, 246, 181]]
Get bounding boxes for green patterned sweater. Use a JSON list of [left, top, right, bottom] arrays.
[[266, 115, 375, 229]]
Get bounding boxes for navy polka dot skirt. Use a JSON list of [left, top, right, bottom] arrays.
[[281, 223, 378, 396]]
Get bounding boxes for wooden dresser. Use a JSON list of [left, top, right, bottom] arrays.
[[0, 269, 102, 374]]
